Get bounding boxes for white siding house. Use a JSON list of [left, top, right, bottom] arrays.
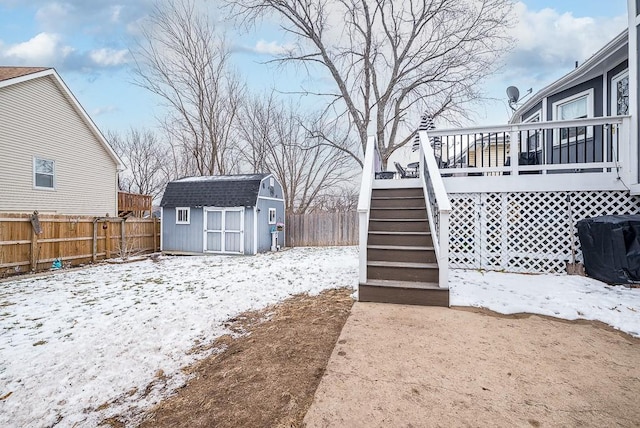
[[0, 67, 123, 216]]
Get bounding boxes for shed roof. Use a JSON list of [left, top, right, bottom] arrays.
[[160, 174, 271, 208]]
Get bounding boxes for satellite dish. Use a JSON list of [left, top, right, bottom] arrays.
[[506, 86, 520, 103]]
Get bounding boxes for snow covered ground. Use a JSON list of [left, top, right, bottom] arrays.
[[0, 247, 358, 428], [1, 246, 639, 427], [449, 269, 640, 337]]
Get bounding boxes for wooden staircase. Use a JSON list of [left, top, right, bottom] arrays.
[[359, 187, 449, 306]]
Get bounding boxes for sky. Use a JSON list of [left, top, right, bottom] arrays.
[[1, 246, 639, 425], [0, 0, 630, 136]]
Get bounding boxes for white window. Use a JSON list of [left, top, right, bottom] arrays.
[[611, 70, 629, 116], [268, 208, 276, 224], [552, 89, 594, 144], [176, 207, 190, 224], [33, 157, 55, 189]]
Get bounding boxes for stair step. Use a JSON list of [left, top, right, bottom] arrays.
[[368, 231, 433, 246], [368, 261, 438, 269], [369, 219, 429, 233], [371, 196, 426, 209], [367, 245, 434, 251], [359, 281, 449, 306], [363, 279, 443, 289], [369, 218, 427, 222]]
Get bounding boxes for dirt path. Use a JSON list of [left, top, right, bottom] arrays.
[[134, 288, 354, 428], [102, 289, 640, 427], [304, 303, 640, 427]]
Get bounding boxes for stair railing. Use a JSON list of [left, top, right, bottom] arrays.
[[357, 136, 381, 284], [418, 130, 452, 288]]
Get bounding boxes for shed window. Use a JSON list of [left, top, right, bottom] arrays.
[[34, 157, 55, 189], [268, 208, 276, 224], [176, 207, 190, 224]]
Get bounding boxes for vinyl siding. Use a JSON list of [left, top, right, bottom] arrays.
[[256, 198, 285, 252], [0, 75, 118, 216], [162, 207, 204, 253]]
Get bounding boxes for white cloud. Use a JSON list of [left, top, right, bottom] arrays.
[[110, 4, 123, 23], [35, 2, 73, 32], [253, 40, 296, 56], [89, 48, 130, 67], [93, 105, 119, 116], [3, 32, 74, 65], [507, 2, 627, 74]]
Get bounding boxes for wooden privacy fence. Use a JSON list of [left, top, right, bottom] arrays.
[[286, 211, 358, 247], [0, 213, 160, 277]]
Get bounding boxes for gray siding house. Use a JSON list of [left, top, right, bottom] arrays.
[[160, 174, 286, 255]]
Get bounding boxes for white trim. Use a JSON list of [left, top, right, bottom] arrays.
[[443, 172, 625, 193], [0, 68, 124, 170], [253, 206, 258, 255], [33, 156, 56, 190], [175, 207, 190, 224], [523, 110, 541, 123], [257, 195, 285, 202], [268, 208, 276, 224], [611, 69, 630, 116], [160, 207, 164, 251], [203, 207, 244, 254]]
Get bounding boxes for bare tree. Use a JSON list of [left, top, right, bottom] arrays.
[[107, 128, 170, 200], [238, 94, 358, 213], [229, 0, 514, 167], [132, 0, 244, 176]]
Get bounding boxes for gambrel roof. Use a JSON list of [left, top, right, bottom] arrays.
[[160, 174, 274, 207]]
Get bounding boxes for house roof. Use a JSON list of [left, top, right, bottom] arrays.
[[160, 174, 272, 208], [0, 67, 50, 82], [511, 29, 629, 123], [0, 67, 124, 170]]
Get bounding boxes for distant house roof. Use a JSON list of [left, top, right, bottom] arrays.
[[160, 174, 272, 208], [0, 66, 50, 82]]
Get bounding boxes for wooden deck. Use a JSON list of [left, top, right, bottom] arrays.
[[118, 192, 152, 217]]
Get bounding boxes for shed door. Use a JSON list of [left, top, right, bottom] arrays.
[[204, 208, 244, 254]]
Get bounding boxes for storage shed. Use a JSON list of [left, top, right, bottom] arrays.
[[160, 174, 285, 255]]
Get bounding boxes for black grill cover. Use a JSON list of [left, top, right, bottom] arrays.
[[576, 215, 640, 284]]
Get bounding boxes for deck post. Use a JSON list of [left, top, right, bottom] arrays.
[[509, 125, 519, 176]]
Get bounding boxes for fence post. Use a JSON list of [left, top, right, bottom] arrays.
[[120, 218, 126, 257], [92, 220, 98, 263], [30, 228, 38, 271], [105, 220, 111, 259], [29, 212, 42, 271], [153, 217, 158, 251]]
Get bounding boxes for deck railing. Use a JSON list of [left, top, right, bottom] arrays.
[[357, 136, 381, 283], [118, 191, 153, 217], [429, 116, 630, 178], [418, 131, 451, 288]]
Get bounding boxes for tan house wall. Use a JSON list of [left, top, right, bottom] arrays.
[[0, 75, 118, 216]]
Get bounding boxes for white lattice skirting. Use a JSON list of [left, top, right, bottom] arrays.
[[449, 190, 640, 273]]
